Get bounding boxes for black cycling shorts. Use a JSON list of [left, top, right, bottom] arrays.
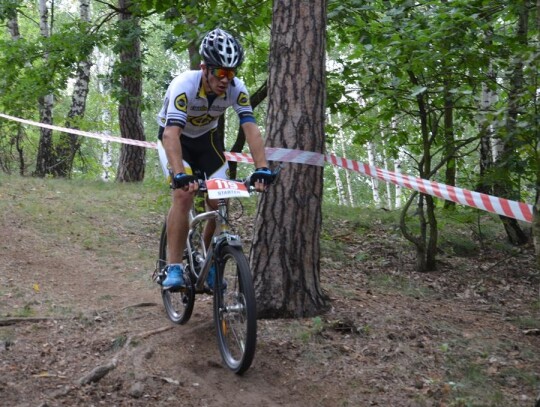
[[158, 126, 228, 179]]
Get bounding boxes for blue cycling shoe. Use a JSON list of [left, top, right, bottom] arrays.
[[162, 264, 185, 289], [206, 264, 227, 292]]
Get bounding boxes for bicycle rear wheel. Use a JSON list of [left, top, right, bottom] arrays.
[[213, 245, 257, 374], [158, 221, 195, 325]]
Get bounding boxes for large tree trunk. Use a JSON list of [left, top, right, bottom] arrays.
[[51, 0, 92, 178], [250, 0, 328, 318], [116, 0, 145, 182]]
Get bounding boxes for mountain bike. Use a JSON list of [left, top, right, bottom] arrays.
[[153, 169, 279, 374]]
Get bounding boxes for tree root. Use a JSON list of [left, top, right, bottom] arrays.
[[40, 324, 175, 404], [121, 302, 158, 311], [77, 325, 173, 385], [78, 361, 117, 385], [0, 317, 68, 326]]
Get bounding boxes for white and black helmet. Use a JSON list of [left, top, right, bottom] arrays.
[[199, 28, 244, 68]]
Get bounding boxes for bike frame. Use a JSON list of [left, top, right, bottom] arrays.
[[185, 196, 242, 293]]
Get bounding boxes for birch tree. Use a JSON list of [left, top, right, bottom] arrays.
[[35, 0, 55, 177], [367, 140, 381, 207], [51, 0, 93, 177], [3, 5, 25, 174], [490, 0, 530, 245], [327, 112, 347, 206]]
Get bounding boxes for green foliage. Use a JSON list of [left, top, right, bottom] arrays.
[[326, 0, 538, 200]]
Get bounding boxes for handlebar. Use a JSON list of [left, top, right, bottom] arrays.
[[195, 163, 283, 193]]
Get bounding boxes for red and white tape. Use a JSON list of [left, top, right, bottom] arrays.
[[224, 148, 324, 166], [0, 113, 533, 223], [325, 154, 533, 223]]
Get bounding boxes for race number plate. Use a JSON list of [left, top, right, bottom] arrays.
[[206, 179, 250, 199]]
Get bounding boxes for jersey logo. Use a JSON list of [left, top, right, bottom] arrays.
[[174, 93, 188, 112], [237, 92, 250, 107], [189, 114, 216, 127]]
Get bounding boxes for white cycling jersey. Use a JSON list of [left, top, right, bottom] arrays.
[[156, 70, 255, 138]]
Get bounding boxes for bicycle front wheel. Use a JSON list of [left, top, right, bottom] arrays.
[[213, 245, 257, 374]]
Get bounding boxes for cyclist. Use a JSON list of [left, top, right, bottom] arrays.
[[156, 28, 273, 290]]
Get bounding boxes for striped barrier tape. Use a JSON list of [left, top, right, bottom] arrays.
[[0, 112, 534, 223], [325, 155, 533, 223]]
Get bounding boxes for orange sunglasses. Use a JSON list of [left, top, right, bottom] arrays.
[[210, 67, 236, 80]]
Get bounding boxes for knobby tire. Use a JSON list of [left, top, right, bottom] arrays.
[[159, 221, 195, 325], [213, 245, 257, 374]]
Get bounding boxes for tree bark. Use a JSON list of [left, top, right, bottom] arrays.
[[326, 112, 346, 205], [250, 0, 328, 318], [477, 28, 496, 195], [367, 141, 380, 207], [116, 0, 145, 182], [4, 12, 26, 175], [443, 77, 456, 209], [35, 0, 55, 177], [338, 112, 355, 206]]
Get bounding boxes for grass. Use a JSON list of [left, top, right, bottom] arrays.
[[0, 174, 168, 275]]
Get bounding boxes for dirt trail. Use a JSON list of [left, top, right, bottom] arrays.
[[1, 210, 539, 406]]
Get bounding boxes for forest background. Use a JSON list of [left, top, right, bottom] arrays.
[[0, 1, 539, 283]]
